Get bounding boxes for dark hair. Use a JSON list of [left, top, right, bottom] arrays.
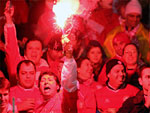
[[17, 60, 36, 76], [86, 40, 107, 60], [0, 77, 10, 90], [115, 0, 130, 14], [76, 56, 89, 68], [123, 43, 140, 56], [38, 71, 61, 92], [48, 36, 62, 51], [24, 38, 43, 50]]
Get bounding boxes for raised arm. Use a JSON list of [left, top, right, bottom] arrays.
[[61, 43, 78, 92], [4, 1, 22, 86], [61, 43, 78, 113]]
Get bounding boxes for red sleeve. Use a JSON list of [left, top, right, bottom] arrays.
[[4, 24, 22, 86], [98, 63, 108, 86], [61, 89, 78, 113]]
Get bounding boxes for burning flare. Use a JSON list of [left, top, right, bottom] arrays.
[[53, 0, 80, 29]]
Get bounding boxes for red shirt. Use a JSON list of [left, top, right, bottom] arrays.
[[95, 84, 139, 111], [9, 85, 42, 111]]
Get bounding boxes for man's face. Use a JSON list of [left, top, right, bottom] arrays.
[[88, 47, 102, 64], [25, 40, 43, 65], [78, 59, 93, 81], [108, 64, 126, 87], [139, 68, 150, 95], [48, 48, 63, 61], [0, 90, 9, 110], [113, 40, 126, 56], [126, 13, 141, 28], [99, 0, 113, 9], [40, 74, 58, 98], [123, 45, 138, 65], [18, 63, 36, 89]]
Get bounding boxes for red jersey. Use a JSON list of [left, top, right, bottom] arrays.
[[95, 84, 139, 111]]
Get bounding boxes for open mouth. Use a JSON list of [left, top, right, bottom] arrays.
[[44, 87, 50, 91], [119, 78, 125, 83]]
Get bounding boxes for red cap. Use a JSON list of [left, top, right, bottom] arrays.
[[113, 32, 131, 45]]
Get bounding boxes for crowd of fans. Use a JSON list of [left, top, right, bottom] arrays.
[[0, 0, 150, 113]]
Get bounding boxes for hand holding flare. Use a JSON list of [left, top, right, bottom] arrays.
[[63, 40, 73, 59]]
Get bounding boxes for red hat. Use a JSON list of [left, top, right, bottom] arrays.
[[106, 59, 126, 75], [113, 32, 131, 45]]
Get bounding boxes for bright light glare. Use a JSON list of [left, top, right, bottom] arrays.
[[53, 0, 79, 29]]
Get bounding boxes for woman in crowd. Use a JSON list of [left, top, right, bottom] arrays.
[[86, 40, 107, 81], [123, 43, 145, 89]]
